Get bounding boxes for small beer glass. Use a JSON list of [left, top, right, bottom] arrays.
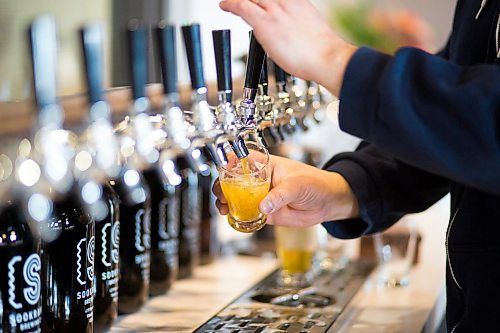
[[275, 225, 319, 288], [219, 141, 271, 233]]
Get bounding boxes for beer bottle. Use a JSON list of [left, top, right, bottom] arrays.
[[111, 172, 151, 314], [93, 184, 120, 332], [79, 22, 121, 332], [177, 157, 201, 279], [144, 169, 179, 296], [199, 164, 218, 265], [40, 194, 95, 333], [0, 201, 42, 333]]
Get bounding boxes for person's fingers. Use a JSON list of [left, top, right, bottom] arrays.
[[259, 181, 301, 215], [212, 180, 227, 204], [219, 0, 267, 26], [215, 199, 229, 215], [266, 206, 321, 228]]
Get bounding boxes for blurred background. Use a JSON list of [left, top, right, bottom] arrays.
[[0, 0, 456, 102]]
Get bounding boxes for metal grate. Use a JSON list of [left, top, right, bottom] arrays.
[[194, 261, 374, 333]]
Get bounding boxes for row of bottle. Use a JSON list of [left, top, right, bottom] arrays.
[[0, 14, 225, 333], [0, 162, 218, 333]]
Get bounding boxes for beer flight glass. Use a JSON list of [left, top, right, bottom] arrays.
[[275, 225, 319, 288], [219, 141, 271, 233]]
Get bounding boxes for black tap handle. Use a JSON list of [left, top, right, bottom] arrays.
[[273, 60, 287, 84], [29, 15, 59, 111], [212, 29, 232, 94], [80, 22, 105, 105], [157, 22, 177, 95], [181, 24, 206, 90], [244, 31, 266, 91], [259, 56, 268, 85], [259, 56, 269, 95], [127, 21, 148, 100]]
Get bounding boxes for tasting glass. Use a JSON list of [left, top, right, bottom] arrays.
[[374, 219, 418, 287], [275, 225, 319, 288], [218, 141, 271, 233]]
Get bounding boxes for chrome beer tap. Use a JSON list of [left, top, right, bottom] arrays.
[[254, 58, 282, 148], [272, 62, 297, 138], [232, 31, 268, 158], [27, 15, 76, 197], [79, 22, 120, 180], [77, 22, 122, 220], [155, 22, 191, 185], [211, 29, 242, 164], [287, 76, 312, 132], [114, 21, 160, 173], [15, 15, 78, 226], [181, 24, 224, 169], [304, 81, 324, 124]]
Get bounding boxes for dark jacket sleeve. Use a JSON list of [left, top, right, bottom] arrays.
[[322, 143, 449, 239], [339, 47, 500, 195]]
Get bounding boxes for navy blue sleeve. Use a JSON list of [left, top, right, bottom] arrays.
[[321, 143, 449, 239], [339, 47, 500, 195]]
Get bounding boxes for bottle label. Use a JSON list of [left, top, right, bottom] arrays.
[[134, 208, 151, 281], [111, 220, 120, 264], [158, 197, 170, 241], [75, 235, 95, 322], [99, 220, 120, 300], [158, 191, 179, 257], [6, 253, 42, 332]]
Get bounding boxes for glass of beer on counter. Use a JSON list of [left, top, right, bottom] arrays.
[[219, 141, 271, 233], [275, 225, 319, 288]]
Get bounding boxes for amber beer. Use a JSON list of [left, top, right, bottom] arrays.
[[219, 142, 271, 233], [220, 175, 270, 233], [275, 226, 319, 287]]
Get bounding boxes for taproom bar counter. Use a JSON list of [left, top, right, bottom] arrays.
[[111, 198, 449, 333]]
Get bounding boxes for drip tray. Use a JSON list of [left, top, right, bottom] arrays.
[[194, 261, 374, 333]]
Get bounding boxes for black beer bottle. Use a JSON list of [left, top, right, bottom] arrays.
[[199, 164, 218, 265], [41, 194, 95, 333], [143, 169, 180, 296], [93, 184, 120, 332], [111, 174, 151, 314], [0, 201, 42, 333], [177, 157, 201, 279]]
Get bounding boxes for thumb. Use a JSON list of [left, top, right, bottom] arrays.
[[259, 182, 300, 214]]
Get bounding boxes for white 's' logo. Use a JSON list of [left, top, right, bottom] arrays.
[[111, 221, 120, 264], [87, 236, 95, 281], [7, 254, 41, 308], [101, 222, 111, 267], [76, 238, 86, 285], [135, 209, 145, 251], [23, 254, 41, 306], [158, 197, 170, 240]]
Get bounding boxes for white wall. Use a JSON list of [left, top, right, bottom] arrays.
[[165, 0, 250, 86]]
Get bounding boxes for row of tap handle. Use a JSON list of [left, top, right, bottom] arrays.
[[0, 15, 330, 217]]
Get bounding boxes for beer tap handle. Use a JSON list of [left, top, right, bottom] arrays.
[[259, 56, 269, 96], [127, 21, 148, 101], [212, 29, 232, 101], [181, 24, 206, 91], [157, 22, 178, 96], [243, 31, 266, 101], [81, 23, 105, 105], [273, 60, 288, 91], [80, 22, 112, 123], [29, 15, 63, 127]]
